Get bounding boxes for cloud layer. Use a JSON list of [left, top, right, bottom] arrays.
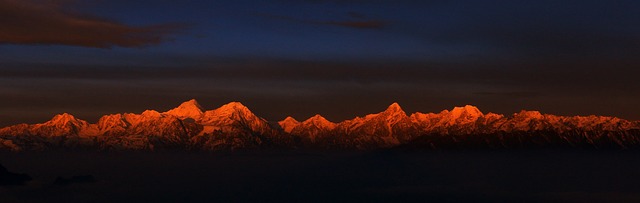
[[0, 0, 184, 48], [2, 58, 639, 126], [1, 0, 639, 126], [256, 12, 386, 30]]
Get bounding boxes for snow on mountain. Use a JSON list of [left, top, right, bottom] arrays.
[[96, 114, 129, 135], [301, 115, 336, 131], [410, 105, 495, 134], [200, 102, 271, 134], [497, 110, 638, 133], [163, 99, 204, 120], [192, 102, 280, 151], [18, 113, 92, 137], [449, 105, 484, 123], [289, 114, 336, 143], [1, 100, 639, 151], [278, 117, 300, 133], [340, 102, 408, 134], [332, 103, 417, 149], [500, 110, 550, 131]]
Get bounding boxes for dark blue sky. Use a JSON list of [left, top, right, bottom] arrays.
[[1, 0, 639, 125]]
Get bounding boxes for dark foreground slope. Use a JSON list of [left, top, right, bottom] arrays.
[[2, 151, 640, 203], [395, 130, 640, 150]]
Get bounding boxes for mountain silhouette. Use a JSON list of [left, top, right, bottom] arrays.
[[1, 100, 639, 151], [0, 164, 32, 186]]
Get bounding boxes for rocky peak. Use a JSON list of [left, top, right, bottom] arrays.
[[163, 99, 204, 119], [483, 112, 505, 121], [385, 102, 404, 113], [33, 113, 90, 136], [450, 105, 484, 119], [278, 116, 300, 133], [201, 102, 258, 124], [210, 102, 252, 117], [380, 102, 408, 120], [97, 114, 128, 130], [280, 116, 299, 123], [201, 102, 270, 133], [49, 113, 74, 122], [45, 113, 84, 127], [431, 105, 485, 127], [514, 110, 544, 120], [97, 114, 122, 123], [303, 114, 336, 130], [141, 110, 162, 118]]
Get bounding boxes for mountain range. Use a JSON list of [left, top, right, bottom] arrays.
[[1, 99, 639, 151]]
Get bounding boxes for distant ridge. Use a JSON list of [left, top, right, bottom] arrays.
[[1, 99, 639, 151]]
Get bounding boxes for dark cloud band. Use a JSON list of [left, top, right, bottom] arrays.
[[0, 0, 186, 48]]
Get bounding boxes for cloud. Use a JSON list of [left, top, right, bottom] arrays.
[[319, 20, 385, 29], [473, 91, 541, 99], [2, 57, 640, 126], [256, 12, 386, 29], [399, 0, 640, 60], [347, 11, 365, 18], [0, 0, 186, 48]]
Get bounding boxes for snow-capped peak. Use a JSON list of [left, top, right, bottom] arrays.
[[50, 113, 76, 123], [44, 112, 77, 125], [163, 99, 204, 119], [214, 102, 250, 114], [202, 102, 258, 122], [278, 116, 300, 133], [380, 102, 408, 120], [141, 110, 162, 118], [281, 116, 299, 123], [201, 102, 270, 133], [97, 114, 128, 130], [386, 102, 403, 112], [450, 105, 483, 118], [2, 101, 640, 151], [307, 114, 328, 121], [303, 114, 336, 130], [514, 110, 544, 119], [30, 113, 91, 136]]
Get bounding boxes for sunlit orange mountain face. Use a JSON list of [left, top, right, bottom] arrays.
[[1, 99, 638, 151], [5, 1, 640, 202]]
